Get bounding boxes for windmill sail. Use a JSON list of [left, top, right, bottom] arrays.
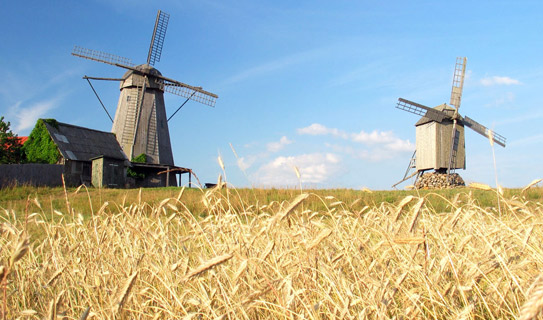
[[72, 46, 135, 69], [147, 10, 170, 66], [450, 57, 467, 109], [463, 116, 506, 147], [396, 98, 448, 123], [163, 82, 218, 107]]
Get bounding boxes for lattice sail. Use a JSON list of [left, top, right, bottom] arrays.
[[163, 83, 217, 107], [147, 10, 170, 66], [463, 116, 506, 147], [450, 57, 467, 109], [72, 46, 134, 68]]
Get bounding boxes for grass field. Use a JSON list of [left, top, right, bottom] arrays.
[[2, 183, 543, 319]]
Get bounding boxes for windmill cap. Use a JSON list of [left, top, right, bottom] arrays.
[[122, 64, 163, 78], [415, 104, 461, 126], [120, 64, 163, 90]]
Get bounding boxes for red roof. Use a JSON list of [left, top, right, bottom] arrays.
[[3, 136, 27, 149]]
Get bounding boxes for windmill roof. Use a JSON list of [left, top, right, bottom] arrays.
[[415, 103, 460, 126], [42, 120, 127, 162], [122, 64, 163, 78]]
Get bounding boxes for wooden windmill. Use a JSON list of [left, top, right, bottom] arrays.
[[72, 10, 218, 166], [393, 57, 506, 187]]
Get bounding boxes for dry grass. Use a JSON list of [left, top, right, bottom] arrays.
[[1, 184, 543, 319]]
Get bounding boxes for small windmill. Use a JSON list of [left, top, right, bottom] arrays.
[[72, 10, 218, 166], [392, 57, 506, 188]]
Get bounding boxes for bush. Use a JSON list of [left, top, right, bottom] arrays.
[[23, 119, 61, 164]]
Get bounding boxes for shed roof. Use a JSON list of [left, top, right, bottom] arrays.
[[42, 120, 127, 161]]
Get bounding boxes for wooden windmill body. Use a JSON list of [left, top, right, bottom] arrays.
[[72, 10, 218, 167], [393, 57, 506, 188], [415, 104, 465, 171], [113, 65, 174, 165]]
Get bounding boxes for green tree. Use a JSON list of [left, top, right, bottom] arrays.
[[0, 116, 24, 164], [23, 119, 61, 164]]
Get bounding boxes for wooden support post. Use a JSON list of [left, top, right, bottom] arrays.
[[189, 171, 192, 188], [166, 166, 170, 187]]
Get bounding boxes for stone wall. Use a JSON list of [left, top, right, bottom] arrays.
[[415, 172, 465, 189]]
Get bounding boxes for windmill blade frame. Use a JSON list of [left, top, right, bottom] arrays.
[[396, 98, 449, 123], [147, 10, 170, 66], [72, 46, 136, 70], [463, 116, 506, 147], [450, 57, 467, 110], [162, 80, 218, 107]]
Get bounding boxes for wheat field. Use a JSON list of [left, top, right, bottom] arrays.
[[2, 183, 543, 319]]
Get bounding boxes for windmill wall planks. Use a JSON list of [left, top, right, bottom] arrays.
[[112, 66, 174, 165], [415, 120, 465, 171]]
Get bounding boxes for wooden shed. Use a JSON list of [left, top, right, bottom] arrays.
[[41, 120, 129, 186], [91, 156, 126, 188]]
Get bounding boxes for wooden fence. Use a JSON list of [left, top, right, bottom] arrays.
[[0, 164, 64, 188]]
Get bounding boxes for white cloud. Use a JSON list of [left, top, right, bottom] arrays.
[[383, 139, 415, 152], [480, 76, 521, 86], [254, 153, 341, 186], [351, 130, 397, 144], [297, 123, 349, 139], [298, 123, 413, 153], [10, 99, 59, 133], [237, 156, 255, 171], [266, 136, 293, 152]]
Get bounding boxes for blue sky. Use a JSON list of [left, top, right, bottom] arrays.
[[1, 0, 542, 189]]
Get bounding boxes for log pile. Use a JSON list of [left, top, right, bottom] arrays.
[[415, 172, 465, 189]]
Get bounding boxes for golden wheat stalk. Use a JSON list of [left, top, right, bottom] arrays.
[[468, 182, 492, 191], [114, 271, 138, 315], [522, 179, 542, 194], [259, 241, 275, 261], [9, 236, 29, 267], [269, 193, 309, 226], [519, 274, 543, 320], [183, 253, 233, 281], [46, 290, 65, 320], [306, 229, 332, 251], [408, 198, 425, 233], [233, 259, 248, 282], [392, 237, 425, 245], [79, 307, 91, 320], [394, 195, 414, 222], [45, 266, 66, 287]]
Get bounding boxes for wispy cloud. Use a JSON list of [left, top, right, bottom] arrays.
[[254, 153, 341, 186], [221, 46, 333, 85], [10, 97, 61, 133], [480, 76, 521, 86], [267, 136, 293, 152]]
